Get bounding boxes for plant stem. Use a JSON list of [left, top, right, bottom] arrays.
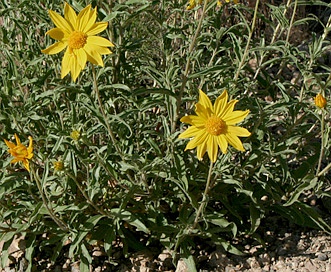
[[233, 0, 260, 82], [66, 171, 112, 218], [192, 160, 214, 229], [316, 110, 325, 176], [254, 0, 292, 80], [171, 0, 209, 133], [31, 165, 68, 231], [91, 65, 122, 157]]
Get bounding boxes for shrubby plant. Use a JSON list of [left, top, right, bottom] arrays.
[[1, 0, 331, 271]]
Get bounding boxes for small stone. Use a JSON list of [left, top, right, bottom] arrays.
[[316, 252, 328, 261], [92, 250, 105, 257], [71, 261, 80, 272], [304, 260, 318, 272], [175, 259, 188, 272]]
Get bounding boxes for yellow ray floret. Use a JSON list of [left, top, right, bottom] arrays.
[[4, 134, 34, 172], [42, 2, 114, 81], [179, 90, 250, 162]]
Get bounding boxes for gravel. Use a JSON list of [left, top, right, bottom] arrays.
[[1, 217, 331, 271]]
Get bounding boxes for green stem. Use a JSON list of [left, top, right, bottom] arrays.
[[66, 171, 111, 218], [192, 160, 214, 229], [233, 0, 260, 82], [91, 65, 122, 157], [171, 0, 209, 134], [254, 0, 292, 80], [316, 110, 325, 176], [31, 165, 68, 231]]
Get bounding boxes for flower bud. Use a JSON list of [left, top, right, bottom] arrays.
[[314, 93, 327, 109]]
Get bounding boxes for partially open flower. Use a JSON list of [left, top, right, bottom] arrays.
[[70, 130, 81, 141], [4, 134, 33, 172], [53, 160, 65, 171]]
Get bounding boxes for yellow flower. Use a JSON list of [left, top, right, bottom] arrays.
[[179, 90, 251, 162], [42, 2, 114, 82], [70, 130, 81, 141], [4, 134, 33, 172], [53, 161, 65, 171], [187, 0, 204, 10], [314, 93, 327, 109], [217, 0, 239, 6]]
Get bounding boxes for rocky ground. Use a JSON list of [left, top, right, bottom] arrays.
[[2, 214, 331, 272]]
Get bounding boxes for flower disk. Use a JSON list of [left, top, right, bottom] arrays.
[[4, 134, 34, 172], [178, 90, 251, 162], [41, 2, 114, 81]]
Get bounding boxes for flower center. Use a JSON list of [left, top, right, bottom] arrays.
[[68, 31, 87, 49], [205, 116, 226, 136]]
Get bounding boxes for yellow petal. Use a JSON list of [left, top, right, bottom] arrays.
[[178, 126, 200, 139], [198, 90, 213, 110], [49, 9, 72, 34], [77, 4, 92, 31], [14, 134, 21, 145], [61, 48, 71, 78], [224, 110, 250, 125], [87, 36, 114, 47], [23, 159, 30, 172], [42, 41, 67, 55], [11, 157, 21, 164], [217, 134, 228, 154], [4, 139, 15, 149], [82, 7, 97, 33], [64, 2, 77, 29], [86, 22, 108, 36], [27, 136, 33, 157], [207, 136, 219, 162], [214, 90, 228, 116], [195, 103, 211, 120], [75, 48, 87, 69], [185, 130, 208, 150], [225, 133, 245, 151], [196, 140, 207, 161], [46, 28, 66, 41], [180, 115, 205, 127], [70, 54, 82, 81], [95, 46, 112, 55], [219, 99, 238, 119], [227, 126, 251, 137], [84, 43, 103, 66]]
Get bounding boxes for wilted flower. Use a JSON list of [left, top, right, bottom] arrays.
[[70, 130, 81, 141], [314, 93, 327, 109], [4, 134, 33, 172], [42, 2, 114, 81], [179, 90, 250, 162]]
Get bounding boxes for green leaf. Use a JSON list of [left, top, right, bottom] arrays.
[[111, 208, 150, 234], [284, 175, 318, 207]]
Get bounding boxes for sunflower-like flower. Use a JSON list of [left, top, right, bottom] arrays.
[[4, 134, 34, 172], [42, 2, 114, 81], [179, 90, 251, 162]]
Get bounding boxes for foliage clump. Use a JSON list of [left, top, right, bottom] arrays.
[[1, 0, 331, 271]]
